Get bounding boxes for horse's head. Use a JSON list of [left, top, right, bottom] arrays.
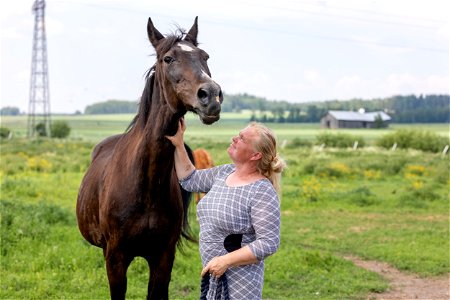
[[148, 17, 223, 125]]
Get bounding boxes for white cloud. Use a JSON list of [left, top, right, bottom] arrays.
[[217, 71, 270, 94], [303, 69, 321, 83], [425, 75, 450, 93], [46, 17, 64, 36], [0, 26, 24, 39], [435, 23, 450, 40], [0, 1, 30, 19], [330, 73, 449, 100]]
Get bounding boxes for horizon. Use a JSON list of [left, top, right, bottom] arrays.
[[2, 92, 448, 115]]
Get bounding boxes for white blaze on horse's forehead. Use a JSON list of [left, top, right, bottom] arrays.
[[201, 70, 211, 79], [178, 43, 194, 52]]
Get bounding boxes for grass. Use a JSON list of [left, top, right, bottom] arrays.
[[1, 116, 449, 299], [1, 113, 449, 142]]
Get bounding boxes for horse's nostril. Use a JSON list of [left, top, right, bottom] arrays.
[[197, 89, 209, 105], [218, 90, 223, 103]]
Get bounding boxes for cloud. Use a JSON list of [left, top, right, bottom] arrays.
[[331, 73, 449, 100], [303, 69, 321, 83]]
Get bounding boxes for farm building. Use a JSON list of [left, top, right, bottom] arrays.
[[320, 110, 391, 129]]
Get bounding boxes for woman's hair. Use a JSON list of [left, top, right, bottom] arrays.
[[248, 122, 286, 195]]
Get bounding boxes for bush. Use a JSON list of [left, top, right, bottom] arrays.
[[376, 129, 449, 153], [0, 127, 11, 138], [345, 186, 379, 206], [51, 121, 71, 138], [287, 138, 313, 148], [315, 162, 352, 178], [316, 132, 365, 148], [35, 122, 47, 137]]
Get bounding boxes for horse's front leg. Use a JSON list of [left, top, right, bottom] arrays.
[[104, 245, 133, 300], [146, 244, 176, 300]]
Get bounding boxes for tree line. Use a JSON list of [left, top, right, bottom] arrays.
[[224, 93, 449, 123], [1, 94, 448, 123]]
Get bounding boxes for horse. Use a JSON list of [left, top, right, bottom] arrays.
[[192, 148, 214, 203], [76, 17, 223, 300]]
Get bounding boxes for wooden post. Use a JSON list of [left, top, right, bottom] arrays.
[[442, 145, 449, 157]]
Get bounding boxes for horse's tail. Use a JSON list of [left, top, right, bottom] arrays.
[[178, 143, 197, 248]]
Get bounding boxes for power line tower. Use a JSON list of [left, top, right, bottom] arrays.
[[28, 0, 51, 138]]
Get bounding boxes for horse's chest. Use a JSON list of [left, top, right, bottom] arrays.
[[134, 207, 182, 236]]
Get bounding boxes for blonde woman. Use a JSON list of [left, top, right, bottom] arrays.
[[166, 119, 286, 299]]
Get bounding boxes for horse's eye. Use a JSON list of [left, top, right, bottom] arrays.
[[163, 56, 174, 64]]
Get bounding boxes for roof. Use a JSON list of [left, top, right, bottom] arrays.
[[327, 110, 391, 122]]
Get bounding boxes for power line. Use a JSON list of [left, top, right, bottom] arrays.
[[282, 0, 448, 24], [51, 0, 448, 53]]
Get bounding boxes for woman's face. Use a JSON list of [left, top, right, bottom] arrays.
[[227, 126, 259, 163]]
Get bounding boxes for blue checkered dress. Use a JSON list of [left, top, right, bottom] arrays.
[[180, 164, 280, 299]]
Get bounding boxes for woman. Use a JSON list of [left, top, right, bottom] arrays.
[[166, 119, 286, 299]]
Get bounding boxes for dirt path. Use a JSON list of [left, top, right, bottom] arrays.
[[344, 256, 449, 300]]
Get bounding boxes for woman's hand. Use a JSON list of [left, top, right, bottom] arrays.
[[165, 118, 186, 148], [201, 255, 230, 278], [201, 246, 258, 278]]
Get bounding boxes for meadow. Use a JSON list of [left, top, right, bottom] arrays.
[[1, 113, 449, 299]]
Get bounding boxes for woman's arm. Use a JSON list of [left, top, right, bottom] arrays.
[[200, 245, 258, 278], [166, 118, 196, 180]]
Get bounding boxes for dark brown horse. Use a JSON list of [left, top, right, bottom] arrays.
[[76, 17, 223, 300]]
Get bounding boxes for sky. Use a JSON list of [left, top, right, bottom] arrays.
[[1, 0, 449, 113]]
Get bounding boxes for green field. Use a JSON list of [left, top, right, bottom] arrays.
[[1, 114, 449, 299], [1, 112, 449, 143]]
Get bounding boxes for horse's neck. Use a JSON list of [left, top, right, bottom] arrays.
[[132, 86, 183, 177]]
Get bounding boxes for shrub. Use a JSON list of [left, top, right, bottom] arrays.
[[287, 138, 313, 148], [51, 120, 71, 138], [0, 127, 11, 138], [301, 177, 321, 202], [316, 132, 365, 148], [35, 122, 47, 137], [376, 129, 449, 153], [345, 186, 379, 206], [315, 162, 352, 178]]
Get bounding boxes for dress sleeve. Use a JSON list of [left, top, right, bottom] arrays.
[[179, 164, 232, 193], [247, 183, 281, 261]]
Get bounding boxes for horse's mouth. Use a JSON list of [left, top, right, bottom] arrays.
[[199, 113, 220, 125], [191, 105, 221, 125]]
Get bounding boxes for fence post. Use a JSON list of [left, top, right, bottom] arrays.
[[353, 141, 358, 150], [442, 145, 449, 157]]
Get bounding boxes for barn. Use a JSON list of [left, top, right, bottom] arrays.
[[320, 110, 391, 129]]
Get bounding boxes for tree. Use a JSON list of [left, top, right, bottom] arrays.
[[0, 106, 20, 116], [374, 114, 385, 128], [84, 100, 138, 114]]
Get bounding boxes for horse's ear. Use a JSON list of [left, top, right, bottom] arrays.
[[147, 17, 165, 48], [184, 16, 198, 46]]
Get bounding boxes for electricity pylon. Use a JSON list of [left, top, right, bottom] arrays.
[[28, 0, 51, 138]]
